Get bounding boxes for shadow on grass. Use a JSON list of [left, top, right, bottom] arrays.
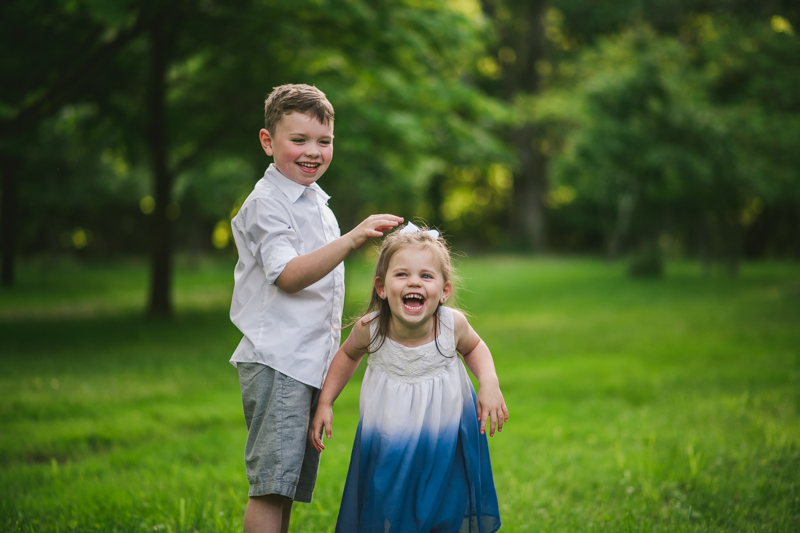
[[0, 309, 244, 467]]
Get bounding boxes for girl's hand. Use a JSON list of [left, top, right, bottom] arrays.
[[346, 214, 404, 250], [308, 326, 369, 452], [476, 383, 509, 437], [309, 403, 333, 452]]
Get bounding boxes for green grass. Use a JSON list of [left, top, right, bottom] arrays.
[[1, 255, 798, 532]]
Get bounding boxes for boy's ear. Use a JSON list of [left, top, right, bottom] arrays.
[[259, 129, 274, 156]]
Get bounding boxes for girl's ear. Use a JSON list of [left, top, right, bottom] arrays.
[[374, 277, 385, 299], [441, 281, 453, 303]]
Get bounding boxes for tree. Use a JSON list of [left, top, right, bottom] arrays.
[[0, 0, 148, 286], [3, 0, 509, 314], [479, 0, 551, 251], [534, 15, 800, 273]]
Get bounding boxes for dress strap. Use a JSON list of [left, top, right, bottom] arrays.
[[366, 310, 381, 353], [436, 306, 457, 357]]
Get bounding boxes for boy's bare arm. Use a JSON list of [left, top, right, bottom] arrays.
[[275, 214, 403, 294]]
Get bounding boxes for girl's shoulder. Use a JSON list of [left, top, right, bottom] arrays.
[[445, 307, 474, 343], [445, 306, 468, 327], [350, 312, 376, 345], [356, 311, 385, 353], [356, 310, 380, 329]]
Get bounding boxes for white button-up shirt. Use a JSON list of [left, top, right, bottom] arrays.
[[229, 164, 344, 388]]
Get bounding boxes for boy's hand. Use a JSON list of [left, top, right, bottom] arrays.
[[346, 214, 403, 250], [476, 383, 509, 437], [309, 403, 333, 452]]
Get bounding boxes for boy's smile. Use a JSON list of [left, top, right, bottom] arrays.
[[260, 112, 334, 187]]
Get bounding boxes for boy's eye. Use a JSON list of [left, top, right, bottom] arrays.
[[292, 138, 305, 143], [320, 140, 331, 145]]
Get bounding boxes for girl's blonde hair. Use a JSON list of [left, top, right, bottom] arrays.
[[360, 223, 459, 356]]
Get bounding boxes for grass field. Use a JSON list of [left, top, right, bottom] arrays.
[[1, 255, 798, 532]]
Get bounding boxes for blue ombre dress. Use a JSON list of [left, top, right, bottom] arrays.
[[335, 307, 501, 533]]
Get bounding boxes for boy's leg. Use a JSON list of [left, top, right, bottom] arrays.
[[243, 495, 293, 533], [238, 363, 320, 532]]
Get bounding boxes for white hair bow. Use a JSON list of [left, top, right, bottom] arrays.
[[399, 221, 440, 239]]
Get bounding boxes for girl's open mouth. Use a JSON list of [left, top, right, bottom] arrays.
[[402, 294, 425, 312]]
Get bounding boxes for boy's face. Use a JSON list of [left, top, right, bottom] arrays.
[[259, 112, 334, 187]]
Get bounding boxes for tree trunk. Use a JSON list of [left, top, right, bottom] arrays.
[[1, 154, 20, 288], [487, 0, 549, 251], [607, 189, 637, 260], [513, 123, 547, 251], [795, 205, 800, 259], [146, 21, 174, 318]]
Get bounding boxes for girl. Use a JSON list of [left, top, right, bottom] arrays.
[[309, 222, 508, 533]]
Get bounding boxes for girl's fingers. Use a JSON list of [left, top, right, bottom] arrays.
[[478, 399, 510, 436], [309, 420, 328, 452], [498, 404, 508, 432], [316, 429, 323, 450]]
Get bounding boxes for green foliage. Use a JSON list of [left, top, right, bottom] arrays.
[[4, 0, 511, 259], [4, 0, 800, 270], [1, 257, 799, 531], [531, 16, 800, 267]]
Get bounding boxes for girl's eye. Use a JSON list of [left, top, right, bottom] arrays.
[[320, 140, 331, 145], [422, 274, 432, 279]]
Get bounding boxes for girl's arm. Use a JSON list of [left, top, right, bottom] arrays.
[[453, 309, 509, 437], [308, 317, 371, 452]]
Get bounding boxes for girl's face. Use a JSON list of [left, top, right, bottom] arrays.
[[375, 245, 452, 332]]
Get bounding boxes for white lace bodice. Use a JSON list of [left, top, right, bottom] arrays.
[[366, 307, 458, 384]]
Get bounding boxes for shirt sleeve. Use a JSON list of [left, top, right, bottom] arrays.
[[238, 197, 300, 284]]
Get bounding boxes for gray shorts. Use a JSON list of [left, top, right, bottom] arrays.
[[238, 363, 320, 502]]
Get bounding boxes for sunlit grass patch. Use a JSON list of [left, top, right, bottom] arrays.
[[1, 257, 798, 532]]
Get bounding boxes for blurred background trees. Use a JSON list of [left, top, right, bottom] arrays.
[[535, 5, 800, 275], [1, 0, 798, 314]]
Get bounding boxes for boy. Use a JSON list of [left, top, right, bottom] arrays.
[[229, 84, 402, 533]]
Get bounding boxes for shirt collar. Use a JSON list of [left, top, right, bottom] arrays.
[[264, 164, 330, 205]]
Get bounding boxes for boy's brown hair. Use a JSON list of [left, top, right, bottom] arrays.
[[264, 84, 334, 134]]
